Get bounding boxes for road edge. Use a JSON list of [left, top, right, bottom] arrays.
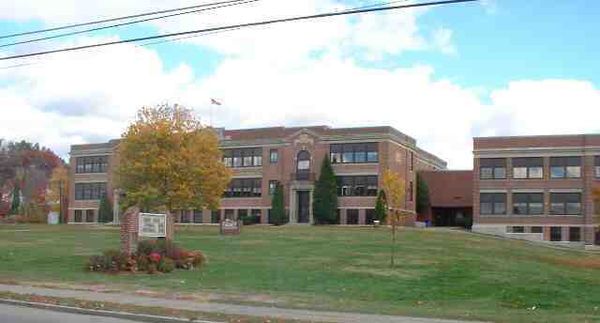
[[0, 298, 219, 323]]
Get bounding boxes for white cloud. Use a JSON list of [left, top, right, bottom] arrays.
[[0, 37, 199, 157], [477, 79, 600, 137], [1, 1, 599, 171]]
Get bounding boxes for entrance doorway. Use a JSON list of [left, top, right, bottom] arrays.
[[297, 191, 310, 223]]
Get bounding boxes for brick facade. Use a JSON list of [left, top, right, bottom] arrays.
[[473, 134, 600, 245], [69, 126, 446, 226]]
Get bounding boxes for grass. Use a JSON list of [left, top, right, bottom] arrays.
[[0, 224, 599, 322]]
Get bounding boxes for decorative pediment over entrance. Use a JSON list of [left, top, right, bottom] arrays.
[[287, 128, 320, 151]]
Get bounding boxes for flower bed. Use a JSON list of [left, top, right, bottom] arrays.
[[86, 239, 206, 274]]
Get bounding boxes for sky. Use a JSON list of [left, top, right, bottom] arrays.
[[0, 0, 599, 169]]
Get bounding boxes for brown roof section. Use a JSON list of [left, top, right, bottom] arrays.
[[474, 134, 600, 150], [222, 125, 416, 143], [420, 170, 473, 208]]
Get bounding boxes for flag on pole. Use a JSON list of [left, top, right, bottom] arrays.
[[211, 98, 222, 106]]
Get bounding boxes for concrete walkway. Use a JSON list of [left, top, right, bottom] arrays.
[[0, 284, 478, 323]]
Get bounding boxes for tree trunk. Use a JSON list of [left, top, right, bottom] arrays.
[[391, 214, 396, 268]]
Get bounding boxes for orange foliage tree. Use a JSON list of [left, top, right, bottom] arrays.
[[117, 104, 231, 212], [382, 168, 406, 267], [47, 165, 69, 222]]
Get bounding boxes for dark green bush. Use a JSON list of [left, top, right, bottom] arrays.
[[241, 214, 259, 225], [136, 254, 149, 272], [137, 240, 156, 256]]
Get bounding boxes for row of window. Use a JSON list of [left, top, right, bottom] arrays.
[[222, 148, 263, 168], [480, 156, 600, 180], [222, 143, 382, 169], [72, 209, 95, 222], [75, 156, 108, 174], [176, 208, 380, 225], [223, 178, 262, 198], [74, 182, 107, 200], [506, 226, 581, 242], [330, 143, 379, 164], [225, 176, 381, 198], [480, 192, 582, 215], [337, 176, 378, 196]]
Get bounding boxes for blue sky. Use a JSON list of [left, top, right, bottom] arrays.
[[4, 0, 599, 86], [0, 0, 599, 168]]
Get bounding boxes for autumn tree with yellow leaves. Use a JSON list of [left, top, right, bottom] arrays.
[[382, 168, 406, 267], [117, 104, 231, 212], [47, 165, 69, 223]]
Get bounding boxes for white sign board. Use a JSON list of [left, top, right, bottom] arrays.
[[139, 213, 167, 238]]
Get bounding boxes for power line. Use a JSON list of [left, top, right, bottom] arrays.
[[0, 0, 478, 62], [0, 0, 247, 40], [0, 0, 398, 68], [0, 0, 259, 49], [139, 0, 409, 47]]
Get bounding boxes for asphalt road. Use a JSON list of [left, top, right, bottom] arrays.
[[0, 304, 146, 323]]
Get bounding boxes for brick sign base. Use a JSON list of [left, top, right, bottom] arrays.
[[120, 206, 175, 255]]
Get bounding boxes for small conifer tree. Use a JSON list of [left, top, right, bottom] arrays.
[[312, 157, 338, 224]]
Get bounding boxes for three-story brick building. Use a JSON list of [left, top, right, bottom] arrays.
[[68, 126, 446, 225]]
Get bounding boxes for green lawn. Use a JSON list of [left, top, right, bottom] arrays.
[[0, 224, 599, 322]]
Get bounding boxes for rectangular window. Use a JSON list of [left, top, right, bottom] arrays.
[[347, 209, 359, 225], [595, 156, 600, 178], [238, 209, 248, 220], [342, 144, 354, 163], [480, 193, 507, 215], [365, 209, 375, 224], [180, 211, 191, 223], [224, 148, 263, 168], [268, 180, 279, 195], [410, 152, 414, 171], [269, 149, 278, 163], [74, 210, 83, 223], [74, 182, 107, 200], [193, 210, 203, 223], [512, 157, 543, 179], [85, 210, 95, 222], [336, 176, 378, 197], [513, 193, 544, 215], [354, 144, 367, 163], [76, 156, 108, 174], [408, 181, 414, 202], [366, 143, 379, 162], [507, 226, 525, 233], [224, 178, 262, 198], [222, 150, 233, 167], [569, 227, 581, 242], [479, 158, 506, 179], [550, 157, 581, 179], [330, 143, 378, 164], [531, 226, 543, 234], [550, 227, 562, 241], [211, 210, 220, 223], [550, 193, 582, 215], [224, 209, 234, 220], [251, 209, 262, 223], [253, 148, 262, 167]]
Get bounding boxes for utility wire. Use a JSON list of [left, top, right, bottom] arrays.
[[0, 0, 259, 49], [138, 0, 409, 47], [0, 0, 398, 66], [0, 0, 247, 40], [0, 0, 478, 62]]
